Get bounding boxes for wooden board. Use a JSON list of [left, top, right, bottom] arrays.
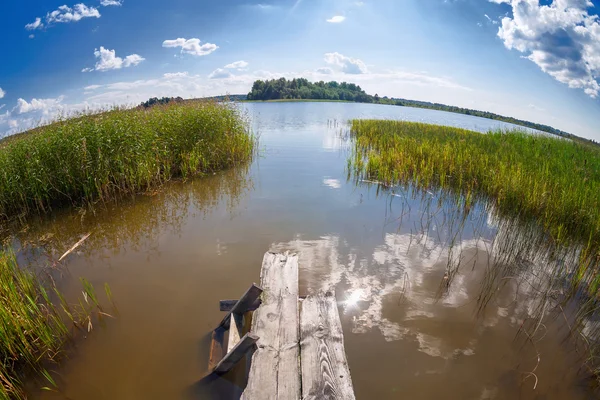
[[220, 299, 261, 312], [207, 327, 225, 371], [219, 284, 263, 329], [300, 291, 355, 400], [227, 313, 244, 353], [241, 252, 300, 400], [214, 333, 259, 374]]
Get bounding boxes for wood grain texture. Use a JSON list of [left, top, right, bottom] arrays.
[[300, 291, 355, 400], [220, 299, 261, 312], [214, 333, 259, 374], [241, 252, 300, 400], [219, 284, 263, 329], [207, 327, 225, 372]]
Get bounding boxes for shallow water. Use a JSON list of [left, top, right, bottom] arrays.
[[10, 102, 593, 399]]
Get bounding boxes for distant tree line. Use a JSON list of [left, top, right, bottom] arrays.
[[246, 78, 594, 144], [247, 78, 373, 102], [140, 96, 184, 108]]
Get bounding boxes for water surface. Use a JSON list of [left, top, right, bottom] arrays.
[[11, 102, 592, 399]]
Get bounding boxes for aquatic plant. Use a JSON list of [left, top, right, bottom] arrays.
[[349, 119, 600, 389], [349, 120, 600, 255], [0, 250, 106, 399], [0, 100, 254, 220]]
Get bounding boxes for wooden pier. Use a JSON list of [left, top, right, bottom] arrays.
[[206, 252, 355, 399]]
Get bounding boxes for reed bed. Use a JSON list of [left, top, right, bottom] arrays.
[[349, 120, 600, 254], [0, 250, 105, 399], [0, 101, 254, 220]]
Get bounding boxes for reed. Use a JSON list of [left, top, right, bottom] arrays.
[[0, 100, 254, 220], [349, 120, 600, 253], [0, 250, 105, 399]]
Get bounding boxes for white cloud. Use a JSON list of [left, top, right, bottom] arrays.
[[0, 88, 5, 99], [100, 0, 122, 6], [14, 96, 65, 114], [224, 60, 249, 70], [492, 0, 600, 97], [254, 3, 275, 10], [26, 3, 101, 31], [8, 120, 18, 129], [29, 34, 35, 39], [83, 47, 145, 72], [208, 68, 234, 79], [324, 52, 368, 74], [163, 72, 189, 79], [355, 1, 365, 6], [46, 4, 101, 24], [84, 84, 101, 90], [25, 17, 43, 30], [162, 38, 218, 56], [316, 67, 334, 74], [326, 15, 346, 23]]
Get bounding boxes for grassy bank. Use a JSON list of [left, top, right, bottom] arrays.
[[0, 101, 254, 220], [349, 120, 600, 257]]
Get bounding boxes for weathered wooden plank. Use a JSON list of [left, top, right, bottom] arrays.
[[214, 332, 259, 374], [219, 284, 263, 329], [227, 313, 244, 354], [241, 252, 300, 400], [207, 327, 225, 371], [219, 299, 261, 312], [300, 291, 355, 400]]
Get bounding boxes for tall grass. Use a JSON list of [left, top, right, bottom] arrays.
[[0, 250, 105, 399], [349, 120, 600, 388], [349, 120, 600, 253], [0, 100, 254, 220]]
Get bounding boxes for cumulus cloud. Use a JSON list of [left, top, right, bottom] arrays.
[[83, 47, 145, 72], [100, 0, 122, 5], [25, 17, 43, 30], [315, 67, 334, 74], [324, 52, 368, 74], [14, 96, 65, 114], [326, 15, 346, 23], [162, 38, 218, 56], [26, 3, 101, 31], [0, 87, 5, 99], [208, 68, 234, 79], [163, 72, 189, 79], [492, 0, 600, 97], [224, 60, 249, 70]]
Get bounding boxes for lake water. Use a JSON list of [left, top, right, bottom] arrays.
[[12, 102, 592, 399]]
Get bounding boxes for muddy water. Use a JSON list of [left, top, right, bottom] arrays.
[[10, 102, 592, 399]]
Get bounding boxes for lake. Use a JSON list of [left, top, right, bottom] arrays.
[[12, 102, 591, 399]]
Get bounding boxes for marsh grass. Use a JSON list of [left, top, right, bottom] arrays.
[[0, 100, 255, 221], [349, 120, 600, 256], [0, 250, 106, 399], [349, 119, 600, 389]]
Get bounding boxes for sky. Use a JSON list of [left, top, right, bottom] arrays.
[[1, 0, 600, 139]]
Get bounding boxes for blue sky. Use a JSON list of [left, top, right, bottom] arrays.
[[1, 0, 599, 139]]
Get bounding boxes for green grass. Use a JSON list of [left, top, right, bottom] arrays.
[[349, 120, 600, 258], [0, 250, 105, 399], [0, 100, 255, 220]]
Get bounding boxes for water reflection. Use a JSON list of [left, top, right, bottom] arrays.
[[4, 164, 253, 266], [270, 186, 593, 398]]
